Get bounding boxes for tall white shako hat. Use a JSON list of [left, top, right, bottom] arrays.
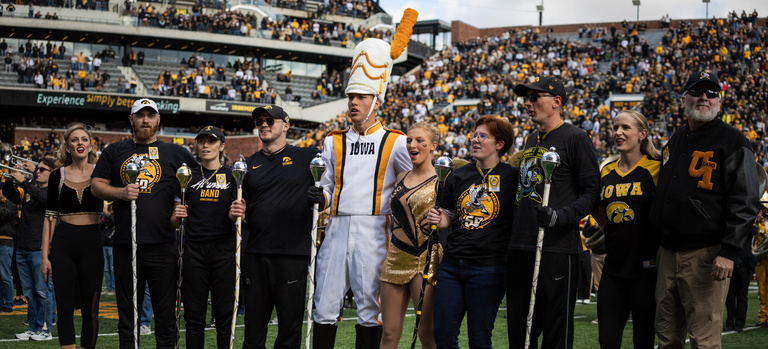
[[345, 8, 418, 123]]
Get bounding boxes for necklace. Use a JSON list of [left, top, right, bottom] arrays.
[[200, 164, 222, 186], [536, 119, 564, 143], [475, 161, 500, 189], [262, 144, 287, 156]]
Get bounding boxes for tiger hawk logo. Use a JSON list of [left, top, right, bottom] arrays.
[[463, 184, 489, 216], [606, 201, 635, 223]]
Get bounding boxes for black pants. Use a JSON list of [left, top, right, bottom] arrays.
[[50, 222, 103, 348], [576, 250, 592, 300], [725, 255, 753, 330], [181, 238, 235, 349], [114, 241, 177, 349], [244, 253, 309, 349], [596, 271, 656, 349], [507, 251, 577, 349]]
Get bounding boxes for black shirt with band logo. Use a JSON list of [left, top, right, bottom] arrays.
[[177, 165, 236, 243]]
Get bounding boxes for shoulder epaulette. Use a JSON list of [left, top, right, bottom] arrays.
[[382, 125, 405, 136], [328, 127, 350, 136]]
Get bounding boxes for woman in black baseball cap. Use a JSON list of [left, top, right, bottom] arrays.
[[172, 125, 239, 348]]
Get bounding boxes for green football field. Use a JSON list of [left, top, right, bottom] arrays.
[[0, 282, 765, 348]]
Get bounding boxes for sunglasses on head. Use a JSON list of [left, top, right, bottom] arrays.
[[686, 88, 720, 99], [254, 117, 276, 126], [525, 92, 555, 102]]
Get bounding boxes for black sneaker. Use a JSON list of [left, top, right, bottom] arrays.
[[13, 298, 27, 306], [206, 320, 216, 328], [756, 321, 768, 328], [0, 307, 12, 313]]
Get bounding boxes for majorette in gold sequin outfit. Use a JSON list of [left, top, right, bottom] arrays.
[[381, 173, 442, 286]]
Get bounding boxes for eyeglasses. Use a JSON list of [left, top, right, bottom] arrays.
[[471, 132, 493, 142], [686, 88, 720, 99], [254, 117, 276, 126], [524, 93, 555, 103], [35, 167, 50, 173]]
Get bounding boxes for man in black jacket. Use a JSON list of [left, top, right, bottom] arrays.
[[3, 158, 55, 340], [0, 183, 19, 313], [650, 71, 759, 348]]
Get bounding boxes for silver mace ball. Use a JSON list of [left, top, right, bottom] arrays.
[[541, 147, 560, 181], [232, 158, 247, 186], [435, 152, 453, 183], [176, 163, 192, 190], [310, 153, 326, 183], [124, 162, 139, 184]]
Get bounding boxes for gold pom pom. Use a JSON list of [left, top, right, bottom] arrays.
[[390, 8, 419, 60]]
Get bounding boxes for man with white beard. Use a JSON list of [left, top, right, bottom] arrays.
[[649, 71, 759, 348]]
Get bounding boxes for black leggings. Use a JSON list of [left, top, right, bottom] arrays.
[[50, 221, 104, 348], [596, 271, 656, 349]]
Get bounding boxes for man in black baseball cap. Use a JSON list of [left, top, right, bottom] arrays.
[[251, 105, 290, 124], [513, 76, 567, 102], [650, 69, 758, 348], [682, 70, 722, 93], [230, 103, 322, 348], [507, 75, 600, 349]]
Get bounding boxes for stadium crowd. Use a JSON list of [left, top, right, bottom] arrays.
[[3, 8, 768, 166], [3, 43, 121, 92], [295, 10, 768, 167], [126, 2, 388, 48]]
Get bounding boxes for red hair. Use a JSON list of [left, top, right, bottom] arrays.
[[474, 115, 515, 157]]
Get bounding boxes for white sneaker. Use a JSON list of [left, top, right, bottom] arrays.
[[140, 325, 151, 335], [583, 299, 591, 304], [15, 330, 35, 340], [30, 331, 52, 341]]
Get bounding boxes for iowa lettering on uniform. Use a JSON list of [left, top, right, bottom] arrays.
[[601, 182, 643, 200], [350, 142, 376, 155]]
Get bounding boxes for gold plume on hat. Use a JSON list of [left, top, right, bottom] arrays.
[[390, 8, 419, 60]]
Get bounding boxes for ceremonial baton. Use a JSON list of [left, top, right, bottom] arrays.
[[305, 153, 327, 349], [174, 164, 192, 349], [524, 147, 560, 349], [410, 153, 452, 349], [229, 157, 247, 349], [124, 162, 140, 349]]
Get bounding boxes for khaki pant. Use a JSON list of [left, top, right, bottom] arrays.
[[757, 257, 768, 323], [591, 252, 606, 294], [655, 246, 729, 349]]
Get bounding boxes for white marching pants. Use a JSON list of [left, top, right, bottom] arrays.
[[313, 215, 389, 326]]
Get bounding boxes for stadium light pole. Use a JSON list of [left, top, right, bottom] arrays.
[[537, 2, 544, 26], [703, 0, 710, 19], [632, 0, 640, 24]]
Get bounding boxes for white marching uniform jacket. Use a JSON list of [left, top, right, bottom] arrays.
[[319, 121, 412, 216], [313, 121, 411, 326]]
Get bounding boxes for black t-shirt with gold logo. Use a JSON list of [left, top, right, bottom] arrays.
[[93, 139, 197, 245], [600, 156, 659, 278], [438, 161, 517, 266]]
